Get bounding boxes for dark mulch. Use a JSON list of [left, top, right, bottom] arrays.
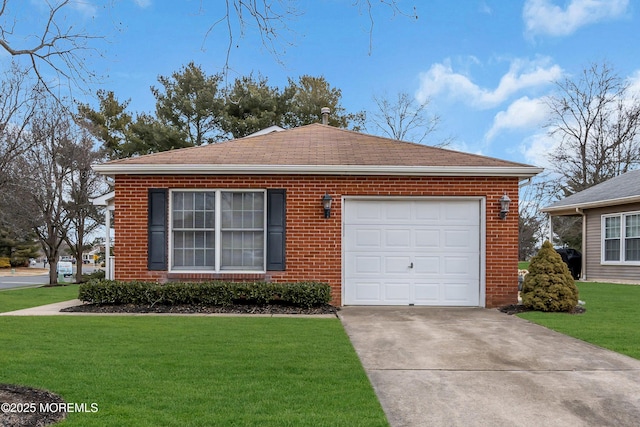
[[0, 384, 66, 427], [499, 304, 586, 315], [61, 303, 339, 316]]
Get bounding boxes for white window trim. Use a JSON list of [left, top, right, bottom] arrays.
[[601, 211, 640, 266], [168, 189, 267, 274]]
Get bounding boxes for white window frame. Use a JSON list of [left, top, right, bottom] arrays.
[[168, 189, 267, 273], [601, 211, 640, 265]]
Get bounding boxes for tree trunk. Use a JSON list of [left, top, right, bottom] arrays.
[[75, 253, 83, 284], [48, 258, 58, 286]]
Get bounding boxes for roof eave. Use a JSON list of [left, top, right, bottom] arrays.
[[92, 164, 543, 178], [541, 195, 640, 215]]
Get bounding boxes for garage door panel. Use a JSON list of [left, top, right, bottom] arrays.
[[443, 256, 479, 277], [443, 282, 479, 305], [443, 201, 480, 225], [413, 283, 440, 302], [415, 229, 440, 247], [383, 282, 411, 302], [386, 229, 412, 247], [351, 201, 383, 222], [414, 203, 441, 221], [350, 281, 381, 302], [384, 256, 413, 273], [413, 256, 440, 274], [385, 203, 412, 220], [444, 228, 479, 248], [344, 199, 482, 306], [352, 255, 382, 274], [352, 229, 381, 248]]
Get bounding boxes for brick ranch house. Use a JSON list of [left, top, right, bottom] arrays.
[[93, 124, 542, 308]]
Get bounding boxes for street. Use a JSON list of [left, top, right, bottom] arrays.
[[0, 265, 101, 290]]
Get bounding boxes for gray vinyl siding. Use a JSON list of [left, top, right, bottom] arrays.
[[584, 203, 640, 283]]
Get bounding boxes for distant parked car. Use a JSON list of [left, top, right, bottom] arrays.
[[555, 248, 582, 280]]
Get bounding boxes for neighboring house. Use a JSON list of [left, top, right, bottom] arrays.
[[542, 169, 640, 283], [92, 124, 541, 308]]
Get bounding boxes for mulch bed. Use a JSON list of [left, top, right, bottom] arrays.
[[61, 303, 339, 315], [0, 384, 66, 427], [499, 304, 586, 315]]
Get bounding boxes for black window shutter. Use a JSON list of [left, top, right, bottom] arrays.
[[266, 189, 286, 271], [148, 188, 168, 271]]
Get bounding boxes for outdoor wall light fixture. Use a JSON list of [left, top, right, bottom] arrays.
[[499, 193, 511, 220], [322, 193, 333, 218]]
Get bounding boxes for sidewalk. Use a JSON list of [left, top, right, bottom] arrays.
[[0, 299, 83, 316]]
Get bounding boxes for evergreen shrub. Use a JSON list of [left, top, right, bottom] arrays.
[[78, 280, 332, 308], [521, 241, 579, 312]]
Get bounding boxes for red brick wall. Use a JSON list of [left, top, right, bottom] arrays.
[[113, 175, 519, 308]]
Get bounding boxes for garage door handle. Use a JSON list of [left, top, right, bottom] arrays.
[[409, 262, 413, 269]]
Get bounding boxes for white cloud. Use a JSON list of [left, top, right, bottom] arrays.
[[523, 0, 629, 37], [416, 57, 562, 109], [485, 96, 548, 141], [520, 131, 558, 169], [626, 70, 640, 97], [479, 2, 492, 15], [69, 1, 98, 17], [133, 0, 152, 7]]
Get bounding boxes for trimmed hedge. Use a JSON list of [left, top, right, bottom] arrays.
[[78, 280, 332, 308]]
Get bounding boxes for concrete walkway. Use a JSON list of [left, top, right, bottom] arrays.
[[0, 299, 84, 316], [338, 307, 640, 427]]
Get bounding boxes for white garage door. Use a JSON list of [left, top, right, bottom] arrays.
[[343, 198, 482, 306]]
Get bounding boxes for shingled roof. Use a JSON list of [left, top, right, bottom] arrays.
[[93, 123, 542, 178], [542, 169, 640, 214]]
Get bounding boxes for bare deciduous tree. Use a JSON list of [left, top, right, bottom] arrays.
[[204, 0, 418, 72], [61, 131, 105, 283], [0, 0, 101, 101], [546, 62, 640, 195], [0, 64, 42, 188], [368, 91, 449, 145], [2, 100, 74, 285], [518, 176, 556, 260]]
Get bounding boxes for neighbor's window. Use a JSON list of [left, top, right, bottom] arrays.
[[602, 212, 640, 264], [603, 216, 621, 262], [171, 190, 265, 272], [625, 214, 640, 262]]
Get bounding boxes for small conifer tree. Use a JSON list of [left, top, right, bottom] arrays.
[[521, 241, 579, 312]]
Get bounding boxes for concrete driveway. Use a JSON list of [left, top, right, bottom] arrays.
[[339, 307, 640, 427]]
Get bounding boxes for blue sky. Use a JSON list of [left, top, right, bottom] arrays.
[[15, 0, 640, 168]]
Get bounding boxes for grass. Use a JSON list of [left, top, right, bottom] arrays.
[[518, 282, 640, 360], [0, 284, 79, 313], [518, 261, 530, 270], [0, 316, 387, 426]]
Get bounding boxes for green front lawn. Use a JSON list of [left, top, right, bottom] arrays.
[[518, 282, 640, 359], [0, 285, 79, 313], [0, 316, 387, 426]]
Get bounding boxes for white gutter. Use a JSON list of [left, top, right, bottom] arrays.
[[541, 195, 640, 213], [92, 163, 544, 178], [519, 177, 534, 188]]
